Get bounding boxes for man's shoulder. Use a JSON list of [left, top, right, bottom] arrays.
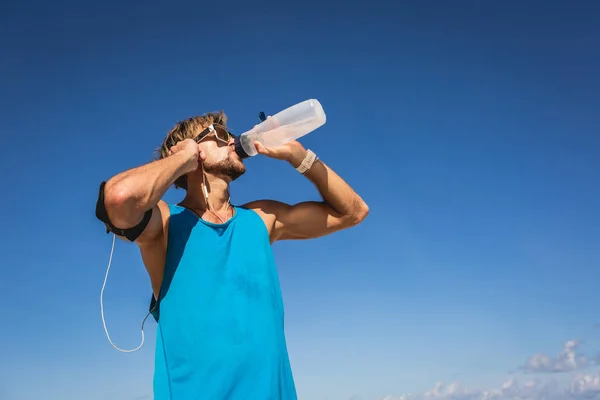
[[239, 200, 286, 238], [241, 199, 287, 215]]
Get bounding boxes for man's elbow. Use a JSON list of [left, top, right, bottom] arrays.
[[354, 200, 370, 224], [101, 181, 138, 227], [344, 199, 370, 227], [104, 181, 130, 208]]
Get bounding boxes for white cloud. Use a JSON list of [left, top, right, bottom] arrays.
[[568, 372, 600, 397], [522, 340, 592, 373], [381, 370, 600, 400], [369, 340, 600, 400]]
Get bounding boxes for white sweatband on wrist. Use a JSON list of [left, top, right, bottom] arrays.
[[295, 149, 318, 174]]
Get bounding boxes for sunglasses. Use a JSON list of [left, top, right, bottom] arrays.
[[194, 124, 236, 145]]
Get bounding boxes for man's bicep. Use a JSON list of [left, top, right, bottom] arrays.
[[272, 201, 349, 241], [108, 201, 168, 244], [245, 199, 353, 241], [134, 200, 169, 245]]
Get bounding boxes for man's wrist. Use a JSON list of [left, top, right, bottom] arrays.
[[176, 150, 198, 174], [293, 149, 319, 174], [286, 149, 308, 168]]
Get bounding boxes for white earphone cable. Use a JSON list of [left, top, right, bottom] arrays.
[[202, 170, 231, 224], [100, 165, 226, 353], [100, 232, 153, 353]]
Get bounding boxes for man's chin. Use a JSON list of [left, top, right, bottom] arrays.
[[229, 156, 246, 180], [231, 164, 246, 180], [204, 158, 246, 181], [222, 163, 246, 181]]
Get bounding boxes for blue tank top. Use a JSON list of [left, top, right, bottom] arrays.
[[151, 204, 297, 400]]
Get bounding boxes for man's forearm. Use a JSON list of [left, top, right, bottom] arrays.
[[291, 155, 369, 222], [104, 152, 193, 227]]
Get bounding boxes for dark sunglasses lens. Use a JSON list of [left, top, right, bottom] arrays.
[[215, 126, 233, 141]]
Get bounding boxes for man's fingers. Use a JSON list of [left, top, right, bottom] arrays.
[[254, 142, 267, 154]]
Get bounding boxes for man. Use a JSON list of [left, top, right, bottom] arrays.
[[96, 111, 369, 399]]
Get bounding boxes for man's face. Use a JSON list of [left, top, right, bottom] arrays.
[[196, 125, 246, 181]]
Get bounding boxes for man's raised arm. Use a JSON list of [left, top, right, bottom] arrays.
[[98, 138, 199, 243], [246, 141, 369, 241]]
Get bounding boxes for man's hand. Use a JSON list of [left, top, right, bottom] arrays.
[[252, 115, 308, 167], [254, 140, 307, 167], [169, 138, 205, 174]]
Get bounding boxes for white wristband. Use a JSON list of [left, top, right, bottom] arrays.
[[295, 149, 318, 174]]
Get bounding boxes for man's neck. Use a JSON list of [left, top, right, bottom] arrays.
[[184, 174, 231, 212]]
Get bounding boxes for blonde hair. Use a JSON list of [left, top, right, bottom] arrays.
[[154, 111, 228, 190]]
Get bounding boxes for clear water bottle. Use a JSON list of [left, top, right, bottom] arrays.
[[234, 99, 327, 158]]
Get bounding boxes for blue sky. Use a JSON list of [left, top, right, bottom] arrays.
[[1, 1, 599, 399]]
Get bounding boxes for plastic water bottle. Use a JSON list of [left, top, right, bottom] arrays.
[[234, 99, 327, 158]]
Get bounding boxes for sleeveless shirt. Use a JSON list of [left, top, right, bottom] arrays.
[[152, 204, 297, 399]]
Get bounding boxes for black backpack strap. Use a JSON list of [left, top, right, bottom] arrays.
[[95, 181, 153, 242]]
